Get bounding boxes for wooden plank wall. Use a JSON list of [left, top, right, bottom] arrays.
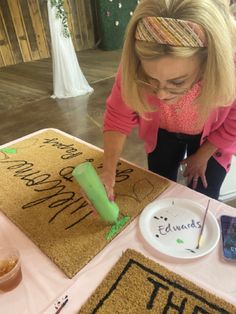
[[0, 0, 95, 67]]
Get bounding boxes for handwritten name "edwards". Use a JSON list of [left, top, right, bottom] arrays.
[[156, 219, 201, 237]]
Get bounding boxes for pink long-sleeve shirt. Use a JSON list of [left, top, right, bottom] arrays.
[[104, 69, 236, 172]]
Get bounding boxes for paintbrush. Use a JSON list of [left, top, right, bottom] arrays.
[[196, 199, 210, 249]]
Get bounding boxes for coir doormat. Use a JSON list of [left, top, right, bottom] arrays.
[[0, 129, 170, 278], [80, 249, 236, 314]]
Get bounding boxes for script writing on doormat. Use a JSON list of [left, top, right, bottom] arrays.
[[0, 129, 170, 278], [80, 249, 236, 314]]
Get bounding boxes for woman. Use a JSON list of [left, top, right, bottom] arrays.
[[101, 0, 236, 200]]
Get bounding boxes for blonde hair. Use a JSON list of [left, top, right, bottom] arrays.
[[121, 0, 236, 116]]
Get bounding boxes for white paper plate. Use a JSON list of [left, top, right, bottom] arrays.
[[139, 198, 220, 259]]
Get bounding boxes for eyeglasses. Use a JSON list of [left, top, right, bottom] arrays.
[[135, 65, 201, 96], [135, 79, 191, 95]]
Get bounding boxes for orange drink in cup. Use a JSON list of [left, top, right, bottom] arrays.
[[0, 247, 22, 292]]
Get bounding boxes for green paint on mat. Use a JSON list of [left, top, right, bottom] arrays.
[[0, 148, 17, 154], [176, 238, 184, 244], [106, 216, 130, 240]]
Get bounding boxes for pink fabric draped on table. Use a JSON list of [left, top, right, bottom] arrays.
[[0, 129, 236, 314]]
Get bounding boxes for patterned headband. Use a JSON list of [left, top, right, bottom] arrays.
[[135, 17, 207, 47]]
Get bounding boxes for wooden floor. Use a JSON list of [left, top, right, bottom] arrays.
[[0, 48, 146, 166], [0, 49, 122, 111], [0, 48, 235, 207]]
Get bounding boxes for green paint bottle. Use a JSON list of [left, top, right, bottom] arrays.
[[72, 162, 119, 223]]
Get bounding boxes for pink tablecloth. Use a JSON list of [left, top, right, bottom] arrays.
[[1, 129, 236, 314]]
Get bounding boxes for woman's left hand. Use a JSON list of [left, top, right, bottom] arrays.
[[180, 140, 217, 190], [180, 152, 208, 189]]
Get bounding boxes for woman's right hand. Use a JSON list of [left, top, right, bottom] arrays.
[[100, 171, 116, 201]]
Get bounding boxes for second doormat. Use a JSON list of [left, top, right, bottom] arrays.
[[79, 249, 236, 314], [0, 129, 170, 278]]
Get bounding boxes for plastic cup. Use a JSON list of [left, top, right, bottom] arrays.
[[0, 247, 22, 292]]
